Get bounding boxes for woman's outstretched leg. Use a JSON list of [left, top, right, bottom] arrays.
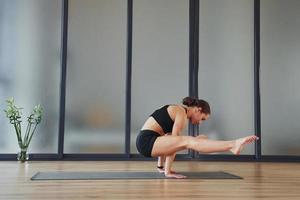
[[189, 135, 258, 155], [151, 135, 259, 157], [229, 136, 259, 155]]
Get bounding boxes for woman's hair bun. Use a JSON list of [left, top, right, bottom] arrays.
[[182, 96, 211, 114]]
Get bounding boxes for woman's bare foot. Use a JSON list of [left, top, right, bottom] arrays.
[[164, 173, 186, 179], [230, 135, 259, 155]]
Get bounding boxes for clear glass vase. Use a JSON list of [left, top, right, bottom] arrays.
[[17, 148, 29, 162]]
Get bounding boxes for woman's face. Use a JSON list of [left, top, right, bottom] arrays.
[[190, 107, 210, 125]]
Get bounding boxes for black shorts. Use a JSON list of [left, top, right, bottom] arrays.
[[136, 130, 161, 157]]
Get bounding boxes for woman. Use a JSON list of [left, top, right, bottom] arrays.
[[136, 97, 259, 179]]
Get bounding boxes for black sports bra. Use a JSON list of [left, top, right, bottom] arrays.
[[150, 105, 175, 133], [150, 105, 173, 133], [150, 105, 188, 133]]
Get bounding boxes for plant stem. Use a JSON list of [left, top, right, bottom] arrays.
[[17, 121, 22, 136], [13, 122, 22, 143], [24, 122, 30, 144], [25, 124, 37, 147], [24, 122, 32, 146]]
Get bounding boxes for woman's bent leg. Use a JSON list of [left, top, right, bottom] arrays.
[[151, 135, 189, 157]]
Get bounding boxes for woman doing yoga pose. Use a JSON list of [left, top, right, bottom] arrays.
[[136, 97, 259, 179]]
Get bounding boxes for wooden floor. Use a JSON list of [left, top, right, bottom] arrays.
[[0, 161, 299, 200]]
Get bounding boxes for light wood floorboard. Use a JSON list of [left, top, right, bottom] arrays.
[[0, 161, 299, 199]]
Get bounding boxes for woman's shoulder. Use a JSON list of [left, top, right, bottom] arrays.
[[167, 104, 187, 125], [167, 104, 186, 114], [168, 104, 184, 109]]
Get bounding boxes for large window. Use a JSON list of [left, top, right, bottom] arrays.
[[130, 0, 189, 154], [261, 0, 300, 155], [0, 0, 61, 153], [64, 0, 127, 153], [1, 0, 299, 161], [198, 0, 254, 155]]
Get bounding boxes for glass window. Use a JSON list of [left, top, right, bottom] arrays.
[[64, 0, 126, 153], [0, 0, 61, 153], [198, 0, 255, 155], [131, 0, 189, 154], [261, 0, 300, 155]]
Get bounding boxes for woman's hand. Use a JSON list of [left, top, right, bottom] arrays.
[[157, 167, 176, 174], [196, 134, 208, 139], [164, 173, 187, 179]]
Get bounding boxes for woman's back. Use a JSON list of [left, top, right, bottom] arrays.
[[141, 105, 187, 135]]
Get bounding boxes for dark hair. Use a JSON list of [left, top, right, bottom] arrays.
[[182, 96, 211, 114]]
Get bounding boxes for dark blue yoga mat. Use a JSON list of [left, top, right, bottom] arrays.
[[31, 171, 243, 180]]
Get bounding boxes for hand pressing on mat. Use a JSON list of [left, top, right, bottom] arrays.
[[164, 172, 187, 179], [164, 164, 186, 179]]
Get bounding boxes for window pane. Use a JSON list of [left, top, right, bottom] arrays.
[[0, 0, 61, 153], [198, 0, 254, 155], [65, 0, 126, 153], [131, 0, 189, 154], [261, 0, 300, 155]]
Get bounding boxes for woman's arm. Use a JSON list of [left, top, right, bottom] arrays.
[[170, 107, 186, 136], [157, 155, 177, 174], [164, 107, 186, 177], [157, 156, 165, 173]]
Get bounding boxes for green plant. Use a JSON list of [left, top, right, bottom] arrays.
[[4, 97, 43, 162]]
